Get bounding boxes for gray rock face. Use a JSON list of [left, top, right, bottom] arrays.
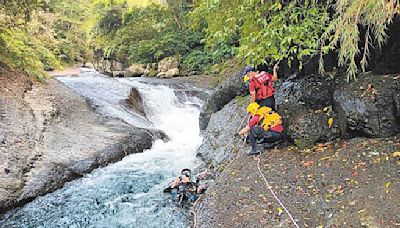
[[197, 98, 248, 169], [126, 87, 146, 117], [333, 73, 400, 138], [93, 60, 124, 76], [0, 79, 165, 213], [275, 73, 335, 109], [199, 70, 247, 130], [395, 92, 400, 119]]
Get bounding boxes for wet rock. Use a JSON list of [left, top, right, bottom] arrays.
[[197, 98, 247, 169], [157, 68, 180, 78], [112, 71, 125, 77], [126, 87, 146, 117], [158, 56, 179, 73], [333, 73, 400, 138], [112, 61, 124, 71], [199, 70, 247, 130], [125, 64, 145, 77], [83, 63, 94, 69], [0, 77, 164, 213]]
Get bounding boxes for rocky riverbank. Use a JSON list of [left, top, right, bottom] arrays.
[[0, 66, 165, 213], [194, 68, 400, 227]]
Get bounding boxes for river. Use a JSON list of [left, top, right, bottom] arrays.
[[0, 69, 204, 227]]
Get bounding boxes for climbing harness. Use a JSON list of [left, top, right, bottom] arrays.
[[255, 153, 300, 228]]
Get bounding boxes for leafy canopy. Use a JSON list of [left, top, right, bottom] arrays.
[[190, 0, 399, 80]]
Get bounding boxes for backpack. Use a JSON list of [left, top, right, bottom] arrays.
[[260, 112, 282, 131]]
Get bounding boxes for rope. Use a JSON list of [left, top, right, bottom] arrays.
[[255, 154, 300, 228], [215, 113, 249, 177], [191, 210, 197, 228]]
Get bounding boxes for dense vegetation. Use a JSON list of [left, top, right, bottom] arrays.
[[0, 0, 92, 80], [0, 0, 399, 80]]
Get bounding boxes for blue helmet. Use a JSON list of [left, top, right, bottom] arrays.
[[242, 66, 255, 76]]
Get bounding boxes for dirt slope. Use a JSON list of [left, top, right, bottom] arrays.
[[195, 137, 400, 227]]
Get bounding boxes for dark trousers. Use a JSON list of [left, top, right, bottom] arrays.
[[249, 126, 282, 151], [257, 95, 276, 111]]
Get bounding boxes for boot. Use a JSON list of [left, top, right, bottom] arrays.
[[247, 145, 262, 156], [263, 140, 283, 149]]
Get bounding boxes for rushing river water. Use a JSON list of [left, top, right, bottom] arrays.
[[0, 69, 204, 227]]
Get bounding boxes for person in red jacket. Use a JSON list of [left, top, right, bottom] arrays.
[[238, 102, 284, 155], [243, 64, 279, 110]]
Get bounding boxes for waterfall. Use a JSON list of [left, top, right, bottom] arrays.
[[0, 69, 203, 227]]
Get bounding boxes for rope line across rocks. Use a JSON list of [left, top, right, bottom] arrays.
[[255, 154, 300, 228]]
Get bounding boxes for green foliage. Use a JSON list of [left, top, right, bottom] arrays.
[[0, 28, 48, 80], [129, 31, 190, 63], [191, 0, 399, 80], [182, 49, 213, 72], [0, 0, 92, 80], [190, 0, 330, 69], [91, 1, 215, 73], [319, 0, 399, 81]]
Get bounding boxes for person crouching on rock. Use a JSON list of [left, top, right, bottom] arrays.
[[163, 169, 208, 204], [238, 102, 284, 155], [242, 64, 279, 110]]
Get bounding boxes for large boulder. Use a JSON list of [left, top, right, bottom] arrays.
[[275, 73, 335, 109], [275, 73, 340, 147], [284, 107, 340, 148], [158, 56, 179, 73], [333, 73, 400, 138], [157, 68, 180, 78], [112, 71, 125, 77], [199, 70, 247, 130], [197, 98, 247, 169], [125, 64, 145, 77]]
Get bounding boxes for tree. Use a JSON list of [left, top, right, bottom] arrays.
[[190, 0, 399, 80]]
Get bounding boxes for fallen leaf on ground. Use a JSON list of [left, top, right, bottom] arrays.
[[302, 160, 314, 168], [277, 207, 283, 215], [348, 200, 356, 206], [393, 152, 400, 157]]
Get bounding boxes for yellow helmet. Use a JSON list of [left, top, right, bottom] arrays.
[[243, 74, 250, 83], [247, 102, 260, 115]]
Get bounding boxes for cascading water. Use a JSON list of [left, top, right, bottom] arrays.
[[0, 69, 204, 227]]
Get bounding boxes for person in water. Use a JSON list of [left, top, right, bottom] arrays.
[[164, 169, 208, 203]]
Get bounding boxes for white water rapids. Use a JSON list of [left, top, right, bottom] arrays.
[[0, 69, 204, 227]]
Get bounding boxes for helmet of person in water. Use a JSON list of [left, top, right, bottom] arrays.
[[181, 168, 191, 177], [247, 102, 260, 115]]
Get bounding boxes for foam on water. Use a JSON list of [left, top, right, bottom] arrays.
[[0, 69, 203, 227]]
